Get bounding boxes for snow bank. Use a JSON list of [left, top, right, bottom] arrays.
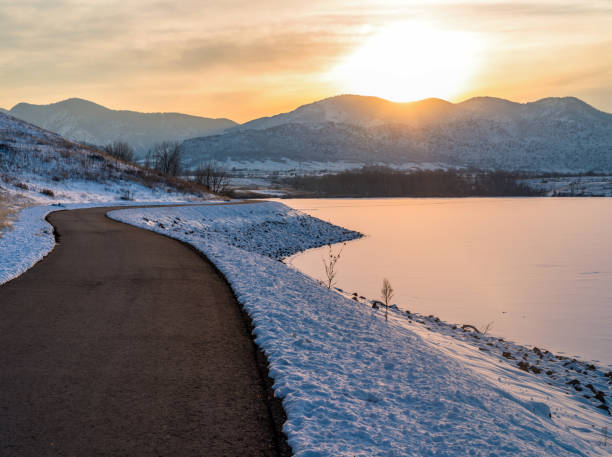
[[0, 205, 57, 285], [110, 202, 610, 457]]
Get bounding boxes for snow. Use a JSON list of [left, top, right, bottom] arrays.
[[0, 111, 214, 209], [182, 95, 612, 173], [109, 202, 611, 457], [522, 176, 612, 197], [0, 204, 56, 285]]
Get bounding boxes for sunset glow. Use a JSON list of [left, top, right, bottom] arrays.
[[0, 1, 611, 120], [329, 23, 482, 102]]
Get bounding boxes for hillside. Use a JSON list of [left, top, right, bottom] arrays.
[[8, 98, 237, 156], [0, 112, 210, 210], [182, 95, 612, 172]]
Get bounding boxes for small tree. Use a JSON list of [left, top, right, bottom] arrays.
[[322, 244, 343, 289], [381, 278, 394, 321], [143, 150, 153, 169]]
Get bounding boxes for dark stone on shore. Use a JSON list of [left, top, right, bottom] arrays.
[[517, 361, 530, 372]]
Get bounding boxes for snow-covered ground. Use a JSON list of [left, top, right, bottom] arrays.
[[523, 176, 612, 197], [110, 202, 611, 457]]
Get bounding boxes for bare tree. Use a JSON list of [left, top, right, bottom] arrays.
[[143, 150, 153, 169], [104, 141, 134, 163], [151, 141, 182, 176], [381, 278, 394, 321], [193, 160, 230, 194], [481, 321, 494, 336], [322, 244, 344, 289]]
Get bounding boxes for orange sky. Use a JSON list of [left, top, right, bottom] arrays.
[[1, 1, 611, 122]]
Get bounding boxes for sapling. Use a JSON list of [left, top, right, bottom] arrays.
[[381, 278, 394, 321], [481, 321, 494, 336], [322, 244, 344, 289]]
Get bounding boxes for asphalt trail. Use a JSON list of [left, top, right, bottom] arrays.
[[0, 206, 285, 456]]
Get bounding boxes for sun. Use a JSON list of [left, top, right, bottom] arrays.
[[329, 22, 482, 102]]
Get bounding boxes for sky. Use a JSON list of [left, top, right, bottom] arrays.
[[1, 0, 611, 122]]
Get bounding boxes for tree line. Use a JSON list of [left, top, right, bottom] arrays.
[[283, 167, 541, 197], [101, 140, 230, 194]]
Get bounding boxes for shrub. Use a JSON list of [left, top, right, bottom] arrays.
[[192, 161, 230, 194], [381, 278, 395, 321], [322, 244, 343, 289]]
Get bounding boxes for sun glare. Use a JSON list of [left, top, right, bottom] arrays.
[[329, 23, 482, 102]]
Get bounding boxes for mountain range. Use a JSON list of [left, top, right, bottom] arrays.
[[4, 95, 612, 172], [7, 98, 236, 155], [182, 95, 612, 172]]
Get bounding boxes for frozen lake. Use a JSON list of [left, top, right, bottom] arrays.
[[281, 198, 612, 367]]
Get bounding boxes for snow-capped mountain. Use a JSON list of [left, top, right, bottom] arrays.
[[182, 95, 612, 172], [8, 98, 237, 156]]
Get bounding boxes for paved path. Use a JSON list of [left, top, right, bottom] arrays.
[[0, 206, 284, 456]]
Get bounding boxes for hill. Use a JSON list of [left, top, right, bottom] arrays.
[[0, 111, 211, 207], [182, 95, 612, 172], [8, 98, 237, 156]]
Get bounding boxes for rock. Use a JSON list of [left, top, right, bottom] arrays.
[[530, 365, 542, 374], [596, 404, 610, 414]]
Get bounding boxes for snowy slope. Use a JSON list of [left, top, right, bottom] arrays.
[[182, 95, 612, 172], [110, 202, 611, 457], [9, 98, 236, 155], [239, 95, 455, 130], [0, 111, 213, 205]]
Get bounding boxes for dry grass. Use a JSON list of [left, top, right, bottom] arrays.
[[0, 189, 33, 237]]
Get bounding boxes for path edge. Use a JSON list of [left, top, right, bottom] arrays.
[[106, 212, 293, 457]]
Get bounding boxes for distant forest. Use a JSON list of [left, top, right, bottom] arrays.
[[282, 167, 541, 197]]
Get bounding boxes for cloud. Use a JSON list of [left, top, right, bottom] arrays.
[[0, 0, 611, 119], [175, 30, 350, 73]]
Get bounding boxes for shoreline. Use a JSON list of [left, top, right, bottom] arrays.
[[281, 196, 612, 368], [331, 286, 611, 414]]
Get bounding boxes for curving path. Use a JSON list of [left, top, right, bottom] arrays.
[[0, 206, 285, 456]]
